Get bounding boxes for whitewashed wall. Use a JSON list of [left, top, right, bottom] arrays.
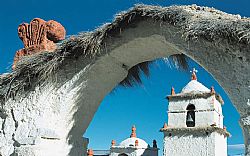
[[168, 95, 223, 128], [163, 132, 227, 156], [215, 133, 227, 156]]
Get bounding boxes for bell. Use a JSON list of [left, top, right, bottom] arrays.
[[187, 113, 194, 122], [186, 113, 195, 127]]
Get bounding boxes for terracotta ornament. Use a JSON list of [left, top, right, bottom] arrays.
[[210, 86, 216, 94], [130, 125, 137, 138], [87, 149, 94, 156], [171, 87, 175, 95], [135, 140, 139, 146], [111, 140, 116, 146], [163, 123, 168, 129], [13, 18, 66, 69]]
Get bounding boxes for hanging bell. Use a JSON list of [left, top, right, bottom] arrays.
[[186, 113, 195, 127], [187, 113, 193, 122]]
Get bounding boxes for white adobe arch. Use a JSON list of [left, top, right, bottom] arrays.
[[0, 4, 249, 156]]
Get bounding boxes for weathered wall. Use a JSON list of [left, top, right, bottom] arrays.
[[0, 4, 249, 156], [215, 133, 227, 156], [163, 132, 227, 156], [0, 67, 90, 156], [168, 95, 223, 128]]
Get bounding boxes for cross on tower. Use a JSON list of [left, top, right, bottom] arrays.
[[190, 68, 198, 80]]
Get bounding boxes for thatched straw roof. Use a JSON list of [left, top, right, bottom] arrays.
[[0, 4, 250, 101], [160, 126, 231, 137]]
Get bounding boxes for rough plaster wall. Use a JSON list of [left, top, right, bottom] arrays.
[[215, 133, 227, 156], [168, 96, 223, 128], [168, 111, 221, 128], [168, 113, 187, 127], [0, 66, 91, 156], [163, 132, 227, 156], [168, 96, 216, 111], [0, 10, 249, 156]]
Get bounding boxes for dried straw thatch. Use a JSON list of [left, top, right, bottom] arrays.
[[119, 54, 188, 87], [160, 126, 231, 137], [0, 4, 250, 100]]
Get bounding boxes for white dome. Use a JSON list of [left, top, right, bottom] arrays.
[[181, 80, 210, 94], [119, 137, 149, 148]]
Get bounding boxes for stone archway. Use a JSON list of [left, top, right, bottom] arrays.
[[0, 4, 249, 156]]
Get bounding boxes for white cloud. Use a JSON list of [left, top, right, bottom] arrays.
[[228, 144, 245, 151]]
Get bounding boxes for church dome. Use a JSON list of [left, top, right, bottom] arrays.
[[181, 68, 210, 94], [119, 137, 149, 148], [168, 68, 224, 104], [181, 80, 210, 94], [118, 126, 149, 148]]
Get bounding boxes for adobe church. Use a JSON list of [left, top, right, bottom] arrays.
[[87, 126, 158, 156], [161, 68, 230, 156]]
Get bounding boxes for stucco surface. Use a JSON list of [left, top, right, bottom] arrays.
[[119, 138, 148, 148], [168, 95, 223, 128], [163, 132, 227, 156], [0, 4, 249, 156], [164, 78, 227, 155]]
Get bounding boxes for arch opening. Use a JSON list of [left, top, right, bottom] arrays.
[[84, 56, 244, 156]]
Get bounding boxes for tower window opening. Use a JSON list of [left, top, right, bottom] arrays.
[[186, 104, 195, 127]]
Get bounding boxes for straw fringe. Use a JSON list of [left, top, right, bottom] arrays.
[[1, 4, 249, 100]]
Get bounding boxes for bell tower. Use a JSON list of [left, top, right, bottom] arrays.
[[161, 68, 230, 156]]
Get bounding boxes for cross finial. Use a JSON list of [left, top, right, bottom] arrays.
[[190, 68, 198, 80]]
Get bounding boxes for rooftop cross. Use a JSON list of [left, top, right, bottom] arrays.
[[190, 68, 198, 80]]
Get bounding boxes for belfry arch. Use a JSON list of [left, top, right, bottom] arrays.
[[0, 4, 249, 156]]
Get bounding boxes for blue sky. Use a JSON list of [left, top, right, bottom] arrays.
[[0, 0, 248, 155]]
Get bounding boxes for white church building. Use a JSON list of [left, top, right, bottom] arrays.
[[110, 126, 158, 156], [160, 69, 230, 156], [88, 126, 158, 156]]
